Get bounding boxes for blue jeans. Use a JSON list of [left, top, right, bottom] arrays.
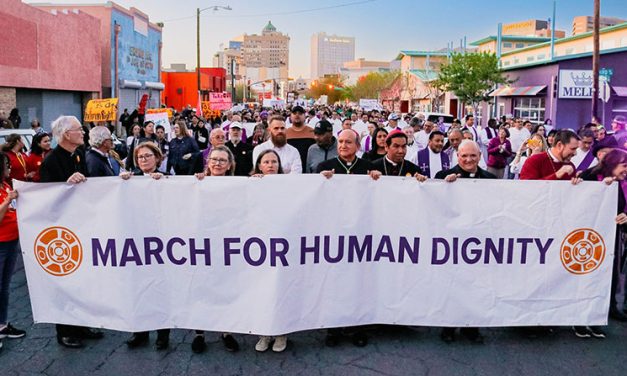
[[0, 239, 19, 324]]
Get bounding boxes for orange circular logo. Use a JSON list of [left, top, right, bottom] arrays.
[[560, 228, 605, 275], [34, 227, 83, 276]]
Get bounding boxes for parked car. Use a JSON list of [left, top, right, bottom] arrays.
[[0, 129, 36, 150]]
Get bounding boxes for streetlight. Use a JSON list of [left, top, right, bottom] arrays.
[[197, 5, 232, 101]]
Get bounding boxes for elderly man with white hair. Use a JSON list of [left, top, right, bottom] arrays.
[[86, 126, 116, 177], [435, 140, 496, 182], [39, 115, 105, 348]]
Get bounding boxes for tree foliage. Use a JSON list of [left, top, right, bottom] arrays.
[[305, 76, 348, 104], [348, 70, 401, 100], [437, 52, 514, 109]]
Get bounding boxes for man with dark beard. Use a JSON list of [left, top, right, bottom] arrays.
[[286, 105, 315, 169], [252, 115, 302, 174]]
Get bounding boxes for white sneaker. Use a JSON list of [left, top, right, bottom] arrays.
[[272, 335, 287, 352], [255, 336, 272, 352]]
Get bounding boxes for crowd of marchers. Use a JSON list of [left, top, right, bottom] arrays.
[[1, 104, 627, 353]]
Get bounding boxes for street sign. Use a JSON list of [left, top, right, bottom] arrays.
[[599, 68, 614, 82], [600, 80, 611, 103]]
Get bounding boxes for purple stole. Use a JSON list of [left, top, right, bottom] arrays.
[[417, 148, 450, 177], [485, 127, 497, 139], [576, 150, 596, 172], [363, 135, 371, 152]]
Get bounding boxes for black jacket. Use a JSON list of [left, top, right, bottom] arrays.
[[226, 140, 253, 176], [434, 165, 496, 179], [40, 146, 88, 183], [86, 149, 115, 177]]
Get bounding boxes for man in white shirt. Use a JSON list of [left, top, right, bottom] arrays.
[[508, 118, 532, 153], [414, 121, 434, 151], [479, 118, 499, 163], [330, 112, 343, 135], [252, 115, 302, 174], [352, 113, 369, 137], [360, 121, 376, 154], [403, 125, 420, 163], [571, 129, 598, 172], [307, 109, 320, 128], [447, 128, 487, 169], [462, 115, 482, 147]]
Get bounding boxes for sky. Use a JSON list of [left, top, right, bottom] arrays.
[[26, 0, 627, 78]]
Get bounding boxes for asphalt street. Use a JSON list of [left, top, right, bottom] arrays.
[[1, 256, 626, 376]]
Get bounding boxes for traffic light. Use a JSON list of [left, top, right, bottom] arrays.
[[328, 84, 334, 90]]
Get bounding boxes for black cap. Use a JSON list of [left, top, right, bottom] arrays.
[[314, 119, 333, 135], [592, 135, 619, 157], [291, 105, 305, 114]]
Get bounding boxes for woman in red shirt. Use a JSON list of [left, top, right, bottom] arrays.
[[25, 133, 52, 182], [1, 134, 33, 183], [0, 152, 26, 347]]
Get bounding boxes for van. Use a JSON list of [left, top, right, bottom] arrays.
[[0, 129, 36, 150], [414, 112, 455, 131]]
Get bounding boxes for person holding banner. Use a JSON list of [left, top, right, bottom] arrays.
[[190, 146, 240, 353], [435, 140, 495, 344], [1, 134, 33, 183], [417, 131, 450, 178], [86, 127, 116, 177], [581, 148, 627, 325], [0, 152, 26, 350], [519, 130, 579, 181], [39, 115, 103, 348], [126, 121, 158, 171], [167, 121, 199, 175], [252, 116, 302, 174], [226, 122, 253, 177], [370, 130, 425, 180]]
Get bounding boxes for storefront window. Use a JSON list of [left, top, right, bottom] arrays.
[[513, 97, 545, 125]]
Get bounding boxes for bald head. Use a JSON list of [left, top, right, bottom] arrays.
[[457, 140, 481, 173], [337, 129, 360, 160], [210, 128, 226, 147], [338, 129, 360, 145]]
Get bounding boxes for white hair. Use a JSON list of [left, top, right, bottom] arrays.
[[51, 116, 80, 141], [458, 139, 481, 154], [89, 126, 112, 148]]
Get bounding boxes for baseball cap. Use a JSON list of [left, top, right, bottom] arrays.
[[388, 113, 400, 121], [230, 121, 242, 129], [291, 105, 305, 114], [314, 119, 333, 134]]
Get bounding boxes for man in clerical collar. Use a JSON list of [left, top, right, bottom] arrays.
[[316, 129, 373, 176], [416, 130, 449, 178], [435, 140, 496, 181], [571, 129, 598, 172], [370, 130, 426, 180], [434, 139, 494, 344]]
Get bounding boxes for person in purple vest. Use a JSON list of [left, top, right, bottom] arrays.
[[416, 130, 449, 178], [571, 129, 598, 172]]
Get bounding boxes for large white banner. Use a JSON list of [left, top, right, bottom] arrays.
[[14, 177, 617, 335]]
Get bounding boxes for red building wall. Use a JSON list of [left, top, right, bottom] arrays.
[[161, 68, 226, 111], [0, 0, 101, 93]]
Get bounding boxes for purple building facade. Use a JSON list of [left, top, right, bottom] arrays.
[[484, 47, 627, 129]]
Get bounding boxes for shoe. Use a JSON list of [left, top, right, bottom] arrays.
[[573, 326, 592, 338], [221, 334, 239, 352], [609, 307, 627, 322], [587, 326, 606, 339], [155, 332, 169, 350], [191, 335, 206, 353], [461, 328, 484, 344], [351, 332, 368, 347], [79, 328, 104, 340], [272, 335, 288, 352], [57, 335, 83, 348], [440, 328, 455, 343], [0, 323, 26, 339], [126, 333, 149, 348], [255, 336, 272, 352], [325, 333, 340, 347]]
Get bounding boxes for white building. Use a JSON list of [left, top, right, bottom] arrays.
[[310, 32, 355, 79]]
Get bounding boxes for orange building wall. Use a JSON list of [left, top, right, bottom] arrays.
[[161, 69, 226, 112]]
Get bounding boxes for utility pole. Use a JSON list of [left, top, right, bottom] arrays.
[[591, 0, 600, 121], [196, 5, 232, 103]]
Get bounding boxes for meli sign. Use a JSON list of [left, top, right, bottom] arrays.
[[558, 70, 594, 99]]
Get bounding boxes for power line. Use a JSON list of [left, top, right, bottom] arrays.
[[161, 0, 376, 23]]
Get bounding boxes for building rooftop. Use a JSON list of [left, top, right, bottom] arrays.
[[470, 35, 552, 46], [395, 50, 450, 60], [263, 20, 276, 32], [501, 21, 627, 57], [502, 45, 627, 71]]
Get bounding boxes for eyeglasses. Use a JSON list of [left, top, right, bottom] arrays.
[[137, 153, 155, 160], [209, 157, 229, 165], [68, 127, 84, 133]]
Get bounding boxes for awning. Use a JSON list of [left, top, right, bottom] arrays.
[[144, 81, 165, 90], [613, 86, 627, 97], [119, 80, 142, 89], [489, 85, 546, 97]]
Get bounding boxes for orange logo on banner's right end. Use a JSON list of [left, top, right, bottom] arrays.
[[560, 228, 606, 275], [34, 227, 83, 276]]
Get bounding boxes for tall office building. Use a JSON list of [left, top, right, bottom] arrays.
[[310, 32, 355, 79], [572, 16, 625, 35], [239, 21, 290, 82]]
